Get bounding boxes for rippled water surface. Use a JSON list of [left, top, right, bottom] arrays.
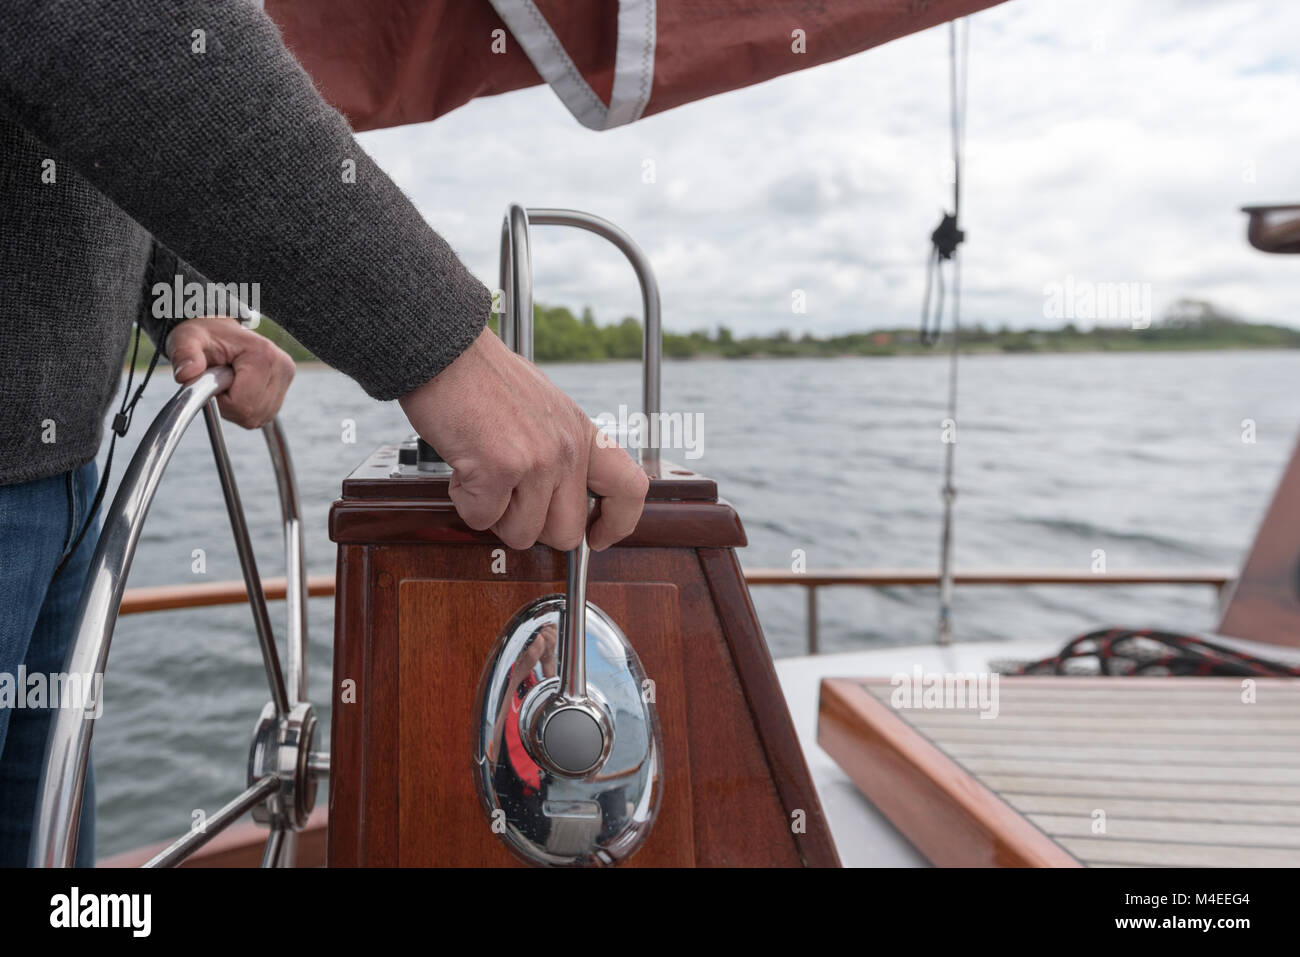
[[91, 350, 1300, 855]]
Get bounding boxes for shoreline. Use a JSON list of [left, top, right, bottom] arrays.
[[125, 342, 1300, 373]]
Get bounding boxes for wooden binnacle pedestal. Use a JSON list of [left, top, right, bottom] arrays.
[[327, 444, 840, 867]]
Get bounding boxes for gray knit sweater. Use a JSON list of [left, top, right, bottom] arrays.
[[0, 0, 491, 486]]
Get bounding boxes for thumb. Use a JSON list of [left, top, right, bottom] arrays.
[[168, 324, 211, 384]]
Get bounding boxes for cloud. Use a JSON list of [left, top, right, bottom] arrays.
[[357, 0, 1300, 335]]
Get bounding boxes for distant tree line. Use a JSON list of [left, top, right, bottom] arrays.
[[129, 298, 1300, 368], [520, 298, 1300, 360]]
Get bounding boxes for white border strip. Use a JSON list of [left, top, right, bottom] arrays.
[[489, 0, 656, 130], [607, 0, 656, 127]]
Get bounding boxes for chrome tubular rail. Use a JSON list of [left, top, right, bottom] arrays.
[[142, 775, 280, 869], [264, 419, 309, 705], [499, 203, 534, 361], [498, 206, 663, 472], [560, 534, 591, 702], [31, 366, 320, 868], [204, 402, 291, 716], [31, 368, 232, 868]]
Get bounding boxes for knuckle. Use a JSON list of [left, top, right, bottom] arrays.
[[534, 449, 557, 475], [616, 510, 643, 537], [492, 450, 530, 486], [555, 528, 584, 551], [461, 510, 496, 532], [497, 527, 532, 550], [453, 501, 495, 531], [620, 464, 650, 502], [224, 397, 251, 424], [554, 429, 581, 472], [449, 485, 507, 532]]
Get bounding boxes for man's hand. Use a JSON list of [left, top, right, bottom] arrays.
[[399, 328, 649, 552], [167, 316, 296, 429]]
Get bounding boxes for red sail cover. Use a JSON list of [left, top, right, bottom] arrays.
[[265, 0, 1004, 132]]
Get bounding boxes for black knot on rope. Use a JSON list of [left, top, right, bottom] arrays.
[[920, 212, 965, 346], [930, 212, 964, 260]]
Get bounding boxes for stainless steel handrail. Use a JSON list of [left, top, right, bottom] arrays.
[[498, 206, 663, 473], [30, 366, 314, 868], [204, 401, 290, 716], [264, 418, 309, 705], [499, 203, 534, 361]]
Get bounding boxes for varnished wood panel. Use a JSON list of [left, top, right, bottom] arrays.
[[699, 548, 840, 867], [396, 579, 694, 867], [326, 545, 366, 867], [342, 448, 719, 503], [671, 557, 798, 865], [330, 542, 836, 866], [329, 499, 747, 549]]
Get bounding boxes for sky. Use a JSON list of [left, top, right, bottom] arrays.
[[356, 0, 1300, 338]]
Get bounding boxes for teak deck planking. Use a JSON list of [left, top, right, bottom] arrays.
[[819, 676, 1300, 867]]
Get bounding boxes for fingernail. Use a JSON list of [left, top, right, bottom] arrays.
[[173, 360, 192, 378]]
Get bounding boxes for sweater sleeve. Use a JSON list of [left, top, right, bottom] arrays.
[[0, 0, 490, 400], [136, 241, 213, 354]]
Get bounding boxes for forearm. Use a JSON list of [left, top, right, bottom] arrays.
[[0, 0, 488, 399]]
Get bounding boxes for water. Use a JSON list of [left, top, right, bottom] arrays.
[[91, 350, 1299, 856]]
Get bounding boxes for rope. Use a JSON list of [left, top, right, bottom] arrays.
[[920, 21, 968, 346], [1007, 628, 1300, 678], [932, 19, 969, 644], [53, 317, 166, 580]]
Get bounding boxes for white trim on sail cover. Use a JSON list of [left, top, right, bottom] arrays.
[[488, 0, 657, 130]]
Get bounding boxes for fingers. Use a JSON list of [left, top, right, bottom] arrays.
[[170, 318, 294, 429], [216, 379, 270, 429], [456, 445, 645, 552], [228, 344, 294, 428], [447, 465, 516, 533], [215, 354, 267, 428], [167, 324, 213, 384], [538, 430, 592, 551], [585, 436, 650, 551], [491, 477, 556, 551], [398, 328, 648, 553]]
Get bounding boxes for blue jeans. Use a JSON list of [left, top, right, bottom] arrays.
[[0, 460, 98, 867]]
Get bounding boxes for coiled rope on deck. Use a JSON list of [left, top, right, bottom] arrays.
[[1006, 628, 1300, 678]]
